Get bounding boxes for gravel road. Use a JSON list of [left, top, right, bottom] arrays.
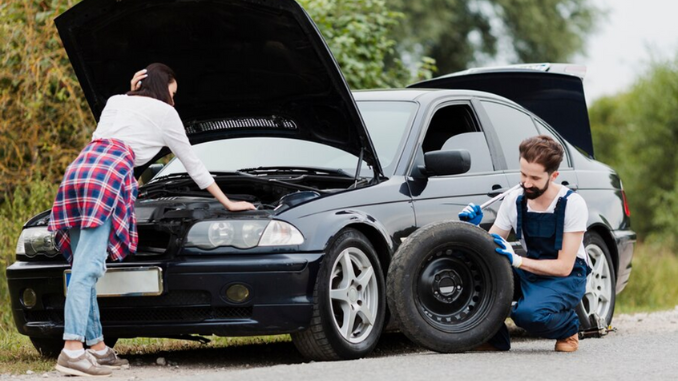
[[8, 307, 678, 381]]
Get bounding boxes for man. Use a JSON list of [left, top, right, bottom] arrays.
[[459, 135, 590, 352]]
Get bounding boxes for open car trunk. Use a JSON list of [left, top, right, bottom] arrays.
[[409, 66, 595, 158]]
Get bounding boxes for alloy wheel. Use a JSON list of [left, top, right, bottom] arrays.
[[329, 247, 379, 343]]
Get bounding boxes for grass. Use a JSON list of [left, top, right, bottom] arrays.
[[0, 329, 291, 374], [615, 243, 678, 314]]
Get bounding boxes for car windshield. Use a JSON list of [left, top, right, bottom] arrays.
[[156, 101, 417, 178]]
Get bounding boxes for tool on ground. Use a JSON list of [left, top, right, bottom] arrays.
[[480, 183, 522, 210], [578, 312, 616, 339]]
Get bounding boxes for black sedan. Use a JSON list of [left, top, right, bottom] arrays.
[[7, 0, 634, 360]]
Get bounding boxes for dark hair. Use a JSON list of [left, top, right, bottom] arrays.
[[519, 135, 564, 174], [126, 63, 176, 105]]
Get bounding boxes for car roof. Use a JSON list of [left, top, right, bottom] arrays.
[[352, 88, 516, 104]]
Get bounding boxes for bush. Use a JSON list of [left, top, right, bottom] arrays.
[[589, 56, 678, 249], [0, 180, 58, 330]]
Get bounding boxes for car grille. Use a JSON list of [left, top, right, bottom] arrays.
[[29, 290, 252, 324], [136, 226, 171, 254]]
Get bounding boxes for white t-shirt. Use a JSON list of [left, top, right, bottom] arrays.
[[494, 185, 588, 261], [92, 95, 214, 189]]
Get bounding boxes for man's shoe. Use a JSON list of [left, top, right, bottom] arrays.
[[88, 347, 130, 369], [555, 333, 579, 352], [55, 350, 113, 377]]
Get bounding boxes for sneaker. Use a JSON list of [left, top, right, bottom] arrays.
[[55, 350, 113, 377], [555, 333, 579, 352], [88, 347, 130, 369]]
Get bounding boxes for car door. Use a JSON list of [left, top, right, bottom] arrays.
[[478, 100, 580, 191], [407, 100, 511, 231]]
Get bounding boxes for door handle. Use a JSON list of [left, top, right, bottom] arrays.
[[487, 188, 506, 197], [561, 181, 578, 191]]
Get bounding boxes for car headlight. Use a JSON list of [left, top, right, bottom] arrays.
[[17, 227, 59, 257], [258, 220, 304, 246], [185, 220, 304, 250]]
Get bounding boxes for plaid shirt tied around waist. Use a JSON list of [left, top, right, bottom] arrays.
[[48, 138, 138, 262]]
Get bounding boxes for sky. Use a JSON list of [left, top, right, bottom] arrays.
[[578, 0, 678, 102]]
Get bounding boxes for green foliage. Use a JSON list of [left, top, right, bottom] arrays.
[[616, 244, 678, 313], [0, 180, 58, 330], [0, 0, 94, 200], [589, 57, 678, 248], [391, 0, 600, 73], [299, 0, 435, 89]]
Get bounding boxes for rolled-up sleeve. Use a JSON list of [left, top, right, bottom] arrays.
[[160, 109, 214, 189]]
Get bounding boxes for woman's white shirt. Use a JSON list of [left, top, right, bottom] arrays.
[[92, 95, 213, 189]]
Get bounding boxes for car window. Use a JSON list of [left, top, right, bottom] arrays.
[[413, 104, 492, 175], [422, 104, 478, 153], [534, 119, 572, 169], [481, 101, 538, 170], [357, 101, 417, 176], [157, 101, 416, 179], [441, 132, 493, 172], [158, 138, 365, 176]]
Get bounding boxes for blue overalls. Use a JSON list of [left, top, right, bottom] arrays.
[[488, 190, 590, 350]]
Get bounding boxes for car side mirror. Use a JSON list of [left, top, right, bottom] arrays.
[[139, 163, 165, 185], [418, 149, 471, 177]]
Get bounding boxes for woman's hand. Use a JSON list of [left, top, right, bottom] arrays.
[[224, 200, 257, 212], [130, 69, 148, 91]]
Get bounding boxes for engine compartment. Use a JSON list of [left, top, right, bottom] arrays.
[[133, 172, 367, 256]]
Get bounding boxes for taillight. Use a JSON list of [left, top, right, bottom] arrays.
[[621, 189, 631, 217]]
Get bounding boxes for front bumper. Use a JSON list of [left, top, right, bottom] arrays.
[[6, 253, 323, 339]]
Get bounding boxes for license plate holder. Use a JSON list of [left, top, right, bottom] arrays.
[[63, 267, 163, 297]]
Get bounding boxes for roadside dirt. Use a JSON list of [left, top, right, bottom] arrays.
[[5, 307, 678, 380]]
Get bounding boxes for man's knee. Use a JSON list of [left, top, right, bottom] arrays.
[[512, 304, 553, 333]]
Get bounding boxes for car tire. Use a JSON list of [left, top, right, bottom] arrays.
[[292, 228, 386, 361], [30, 337, 63, 358], [386, 221, 513, 353], [104, 337, 118, 349], [577, 232, 616, 331]]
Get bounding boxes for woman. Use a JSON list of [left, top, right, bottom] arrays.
[[49, 63, 255, 377]]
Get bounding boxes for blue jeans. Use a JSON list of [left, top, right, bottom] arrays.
[[62, 219, 111, 345]]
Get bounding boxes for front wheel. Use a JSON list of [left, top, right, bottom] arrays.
[[292, 228, 386, 360], [577, 232, 616, 331], [30, 337, 63, 358]]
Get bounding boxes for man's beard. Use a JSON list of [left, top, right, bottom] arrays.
[[522, 181, 549, 200]]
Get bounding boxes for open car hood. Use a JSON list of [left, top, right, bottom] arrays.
[[409, 63, 595, 157], [55, 0, 382, 174]]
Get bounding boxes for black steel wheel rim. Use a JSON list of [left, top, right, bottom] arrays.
[[414, 244, 494, 332]]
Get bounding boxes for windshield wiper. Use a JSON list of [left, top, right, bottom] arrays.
[[142, 170, 328, 196], [236, 166, 354, 178]]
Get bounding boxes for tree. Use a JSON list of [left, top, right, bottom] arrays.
[[589, 56, 678, 249], [391, 0, 600, 73], [299, 0, 435, 89], [0, 0, 91, 200]]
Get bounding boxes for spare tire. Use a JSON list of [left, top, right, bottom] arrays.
[[386, 221, 513, 352]]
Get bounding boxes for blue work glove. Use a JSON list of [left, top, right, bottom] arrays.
[[459, 203, 483, 225], [490, 233, 523, 268]]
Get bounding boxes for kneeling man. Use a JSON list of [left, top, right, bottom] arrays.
[[459, 135, 590, 352]]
